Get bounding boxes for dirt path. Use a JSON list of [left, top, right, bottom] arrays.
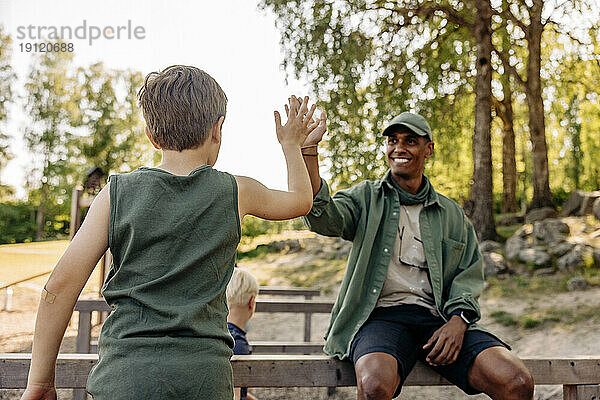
[[2, 281, 598, 399]]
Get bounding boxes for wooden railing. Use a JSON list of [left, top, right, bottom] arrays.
[[1, 354, 599, 399]]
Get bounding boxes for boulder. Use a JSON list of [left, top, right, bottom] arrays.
[[567, 277, 588, 291], [514, 224, 533, 238], [268, 239, 303, 253], [533, 267, 556, 276], [548, 241, 576, 258], [580, 192, 600, 215], [562, 190, 600, 216], [562, 190, 586, 216], [533, 219, 570, 245], [483, 252, 509, 278], [556, 244, 592, 271], [517, 247, 552, 268], [525, 207, 558, 224], [480, 240, 503, 253], [497, 214, 525, 226], [594, 198, 600, 221], [505, 235, 528, 261]]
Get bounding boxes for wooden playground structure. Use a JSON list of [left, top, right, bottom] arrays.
[[1, 185, 600, 399]]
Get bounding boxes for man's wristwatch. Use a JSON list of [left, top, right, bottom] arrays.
[[450, 310, 473, 326]]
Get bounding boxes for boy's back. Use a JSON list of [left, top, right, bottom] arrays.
[[88, 165, 239, 399]]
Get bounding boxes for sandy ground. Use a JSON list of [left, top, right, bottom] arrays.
[[2, 279, 599, 400]]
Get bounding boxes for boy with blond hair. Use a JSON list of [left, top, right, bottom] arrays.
[[21, 65, 326, 400], [226, 267, 260, 400]]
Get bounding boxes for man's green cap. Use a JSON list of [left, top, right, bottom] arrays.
[[382, 112, 432, 141]]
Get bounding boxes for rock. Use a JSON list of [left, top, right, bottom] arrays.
[[525, 207, 558, 224], [594, 198, 600, 221], [514, 224, 533, 238], [567, 277, 588, 291], [505, 235, 528, 261], [533, 219, 570, 245], [595, 248, 600, 268], [562, 190, 586, 216], [480, 240, 503, 253], [517, 247, 552, 268], [548, 241, 576, 258], [557, 245, 592, 271], [336, 242, 352, 259], [562, 190, 600, 216], [534, 267, 556, 276], [268, 239, 303, 253], [483, 252, 508, 278], [580, 192, 600, 215], [497, 214, 525, 226]]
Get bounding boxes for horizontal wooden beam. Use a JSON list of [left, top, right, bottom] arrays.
[[75, 298, 333, 314], [2, 354, 599, 389], [255, 299, 333, 313], [250, 342, 325, 354], [258, 286, 320, 297]]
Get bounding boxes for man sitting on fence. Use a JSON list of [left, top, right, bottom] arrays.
[[227, 267, 260, 400], [300, 109, 535, 400]]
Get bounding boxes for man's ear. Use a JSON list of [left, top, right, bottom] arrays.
[[425, 141, 435, 159], [145, 126, 160, 150], [211, 116, 225, 144], [248, 295, 256, 310]]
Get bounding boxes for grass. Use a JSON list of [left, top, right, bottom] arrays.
[[496, 224, 522, 240], [490, 306, 599, 330], [0, 240, 105, 294], [281, 259, 347, 292]]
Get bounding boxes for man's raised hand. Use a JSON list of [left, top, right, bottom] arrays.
[[274, 95, 317, 148]]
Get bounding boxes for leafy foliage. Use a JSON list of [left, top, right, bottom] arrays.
[[0, 26, 16, 179]]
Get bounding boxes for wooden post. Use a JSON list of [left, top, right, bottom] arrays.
[[69, 187, 83, 240], [304, 294, 313, 342], [563, 384, 600, 400], [74, 310, 92, 400]]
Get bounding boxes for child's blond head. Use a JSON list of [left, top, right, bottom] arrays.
[[138, 65, 227, 151], [226, 267, 259, 307]]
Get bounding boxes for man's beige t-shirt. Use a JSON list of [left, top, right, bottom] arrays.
[[376, 203, 438, 314]]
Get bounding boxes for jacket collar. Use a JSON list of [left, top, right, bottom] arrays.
[[377, 170, 443, 209]]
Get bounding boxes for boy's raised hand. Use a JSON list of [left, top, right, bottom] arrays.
[[284, 95, 327, 147], [274, 95, 317, 148]]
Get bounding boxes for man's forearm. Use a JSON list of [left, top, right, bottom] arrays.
[[301, 150, 322, 196]]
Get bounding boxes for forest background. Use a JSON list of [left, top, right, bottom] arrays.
[[0, 0, 599, 244]]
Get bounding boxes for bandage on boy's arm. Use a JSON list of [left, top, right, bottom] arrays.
[[27, 184, 110, 388]]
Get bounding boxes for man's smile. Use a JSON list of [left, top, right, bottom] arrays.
[[390, 156, 411, 165]]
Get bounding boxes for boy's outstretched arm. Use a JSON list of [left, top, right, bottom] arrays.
[[21, 184, 110, 400], [236, 96, 316, 221]]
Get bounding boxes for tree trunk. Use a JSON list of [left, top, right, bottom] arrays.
[[35, 204, 44, 241], [526, 0, 554, 210], [500, 77, 518, 213], [468, 0, 497, 241]]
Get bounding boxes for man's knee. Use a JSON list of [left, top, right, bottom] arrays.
[[355, 352, 400, 400], [502, 368, 534, 399], [359, 373, 397, 400]]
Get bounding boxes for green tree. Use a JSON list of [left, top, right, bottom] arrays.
[[490, 0, 597, 209], [262, 0, 503, 239], [24, 47, 79, 240], [74, 63, 152, 177], [0, 26, 16, 184]]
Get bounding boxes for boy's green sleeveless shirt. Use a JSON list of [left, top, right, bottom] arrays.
[[87, 166, 240, 400]]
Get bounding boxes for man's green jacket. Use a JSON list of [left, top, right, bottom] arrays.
[[303, 172, 490, 359]]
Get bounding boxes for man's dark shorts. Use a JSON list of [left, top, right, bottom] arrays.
[[349, 304, 509, 397]]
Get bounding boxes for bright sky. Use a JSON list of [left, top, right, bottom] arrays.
[[0, 0, 313, 198]]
